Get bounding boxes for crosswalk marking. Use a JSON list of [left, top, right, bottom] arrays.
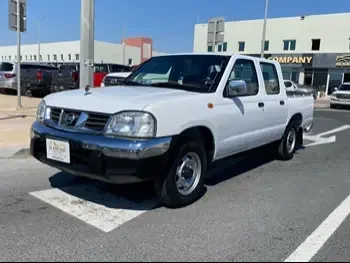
[[29, 184, 158, 232]]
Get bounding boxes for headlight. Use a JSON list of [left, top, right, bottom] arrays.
[[37, 100, 46, 122], [105, 111, 156, 138]]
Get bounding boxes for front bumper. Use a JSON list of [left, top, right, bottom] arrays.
[[330, 98, 350, 106], [30, 121, 173, 184]]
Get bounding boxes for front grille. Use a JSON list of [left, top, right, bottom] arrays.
[[336, 94, 350, 99], [48, 107, 110, 132], [104, 76, 125, 86]]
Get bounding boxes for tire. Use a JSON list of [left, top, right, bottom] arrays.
[[276, 120, 299, 161], [154, 139, 207, 208]]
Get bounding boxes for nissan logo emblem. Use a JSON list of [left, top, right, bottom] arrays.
[[64, 113, 77, 125]]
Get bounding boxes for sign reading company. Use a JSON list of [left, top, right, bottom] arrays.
[[335, 55, 350, 67], [268, 56, 313, 64]]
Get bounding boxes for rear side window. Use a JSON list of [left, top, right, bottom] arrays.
[[260, 62, 280, 95], [0, 62, 14, 71], [94, 64, 108, 73]]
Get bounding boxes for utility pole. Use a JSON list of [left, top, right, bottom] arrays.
[[37, 16, 46, 63], [9, 0, 26, 108], [260, 0, 268, 58], [80, 0, 94, 89]]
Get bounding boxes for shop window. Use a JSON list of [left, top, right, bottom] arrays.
[[328, 71, 343, 95], [264, 41, 269, 51], [238, 41, 245, 52], [311, 39, 321, 51], [283, 40, 296, 51]]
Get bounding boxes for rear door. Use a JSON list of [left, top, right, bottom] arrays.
[[259, 62, 288, 142]]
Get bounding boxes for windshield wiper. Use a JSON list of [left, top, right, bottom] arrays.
[[123, 80, 144, 86], [150, 82, 197, 92]]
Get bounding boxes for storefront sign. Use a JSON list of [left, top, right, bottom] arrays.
[[268, 56, 313, 64], [335, 55, 350, 67]]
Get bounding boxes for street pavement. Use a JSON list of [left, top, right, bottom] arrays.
[[0, 108, 350, 261]]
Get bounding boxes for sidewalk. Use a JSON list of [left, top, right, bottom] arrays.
[[314, 97, 329, 108], [0, 94, 40, 158]]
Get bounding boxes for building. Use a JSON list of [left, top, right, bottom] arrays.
[[193, 12, 350, 95], [0, 37, 167, 67]]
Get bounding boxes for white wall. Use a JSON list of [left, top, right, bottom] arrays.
[[0, 40, 164, 65], [194, 13, 350, 54]]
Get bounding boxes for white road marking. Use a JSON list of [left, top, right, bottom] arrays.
[[30, 184, 158, 233], [303, 125, 350, 147], [315, 108, 350, 113], [285, 194, 350, 262]]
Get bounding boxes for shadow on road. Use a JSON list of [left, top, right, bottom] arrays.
[[48, 143, 305, 209]]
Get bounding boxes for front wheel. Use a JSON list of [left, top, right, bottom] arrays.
[[154, 140, 207, 208], [276, 121, 299, 161]]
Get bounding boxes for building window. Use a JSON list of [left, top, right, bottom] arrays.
[[53, 54, 57, 61], [348, 38, 350, 50], [61, 54, 64, 61], [25, 55, 27, 60], [207, 46, 213, 52], [264, 41, 269, 51], [68, 54, 71, 61], [283, 40, 296, 51], [218, 44, 222, 52], [75, 54, 79, 61], [311, 39, 321, 51], [9, 56, 11, 61], [223, 42, 227, 52], [128, 58, 133, 65], [34, 55, 37, 61], [47, 55, 50, 61], [238, 42, 245, 52], [39, 55, 42, 61]]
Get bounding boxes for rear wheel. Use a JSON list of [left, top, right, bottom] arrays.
[[330, 104, 336, 109], [154, 140, 207, 208], [276, 120, 300, 160]]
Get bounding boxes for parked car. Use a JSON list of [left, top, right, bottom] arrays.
[[0, 62, 58, 96], [100, 72, 132, 87], [284, 79, 317, 99], [30, 54, 314, 207], [329, 82, 350, 108]]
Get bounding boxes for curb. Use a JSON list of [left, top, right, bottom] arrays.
[[0, 148, 31, 159]]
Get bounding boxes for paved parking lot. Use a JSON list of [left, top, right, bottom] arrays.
[[0, 108, 350, 261]]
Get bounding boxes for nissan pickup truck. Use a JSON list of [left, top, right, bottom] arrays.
[[30, 54, 314, 207]]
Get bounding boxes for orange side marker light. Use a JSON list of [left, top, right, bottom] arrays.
[[208, 103, 214, 109]]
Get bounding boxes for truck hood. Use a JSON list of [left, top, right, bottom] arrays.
[[333, 90, 350, 95], [44, 86, 196, 114]]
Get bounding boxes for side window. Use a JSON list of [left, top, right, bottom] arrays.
[[260, 62, 280, 95], [226, 59, 259, 96]]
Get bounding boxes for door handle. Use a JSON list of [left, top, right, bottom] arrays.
[[280, 100, 285, 105], [258, 102, 264, 108]]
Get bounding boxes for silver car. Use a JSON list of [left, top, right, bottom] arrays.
[[0, 62, 17, 93], [284, 80, 317, 99]]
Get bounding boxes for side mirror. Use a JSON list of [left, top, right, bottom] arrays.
[[226, 80, 248, 97]]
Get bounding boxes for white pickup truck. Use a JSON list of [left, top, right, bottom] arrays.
[[30, 53, 314, 207]]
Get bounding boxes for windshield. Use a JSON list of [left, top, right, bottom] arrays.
[[0, 62, 14, 72], [124, 55, 231, 93], [338, 84, 350, 91]]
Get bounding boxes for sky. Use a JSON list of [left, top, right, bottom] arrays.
[[0, 0, 349, 53]]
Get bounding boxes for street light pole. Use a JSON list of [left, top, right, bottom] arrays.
[[80, 0, 94, 89], [37, 16, 46, 63], [16, 0, 22, 108], [122, 20, 126, 65], [260, 0, 268, 58]]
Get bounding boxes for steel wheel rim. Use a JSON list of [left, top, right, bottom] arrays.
[[286, 128, 296, 154], [175, 152, 202, 196]]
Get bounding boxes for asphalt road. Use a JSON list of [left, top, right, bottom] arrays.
[[1, 108, 350, 262]]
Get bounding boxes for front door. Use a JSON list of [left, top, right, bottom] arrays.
[[215, 58, 267, 159]]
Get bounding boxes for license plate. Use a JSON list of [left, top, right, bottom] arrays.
[[46, 138, 70, 164]]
